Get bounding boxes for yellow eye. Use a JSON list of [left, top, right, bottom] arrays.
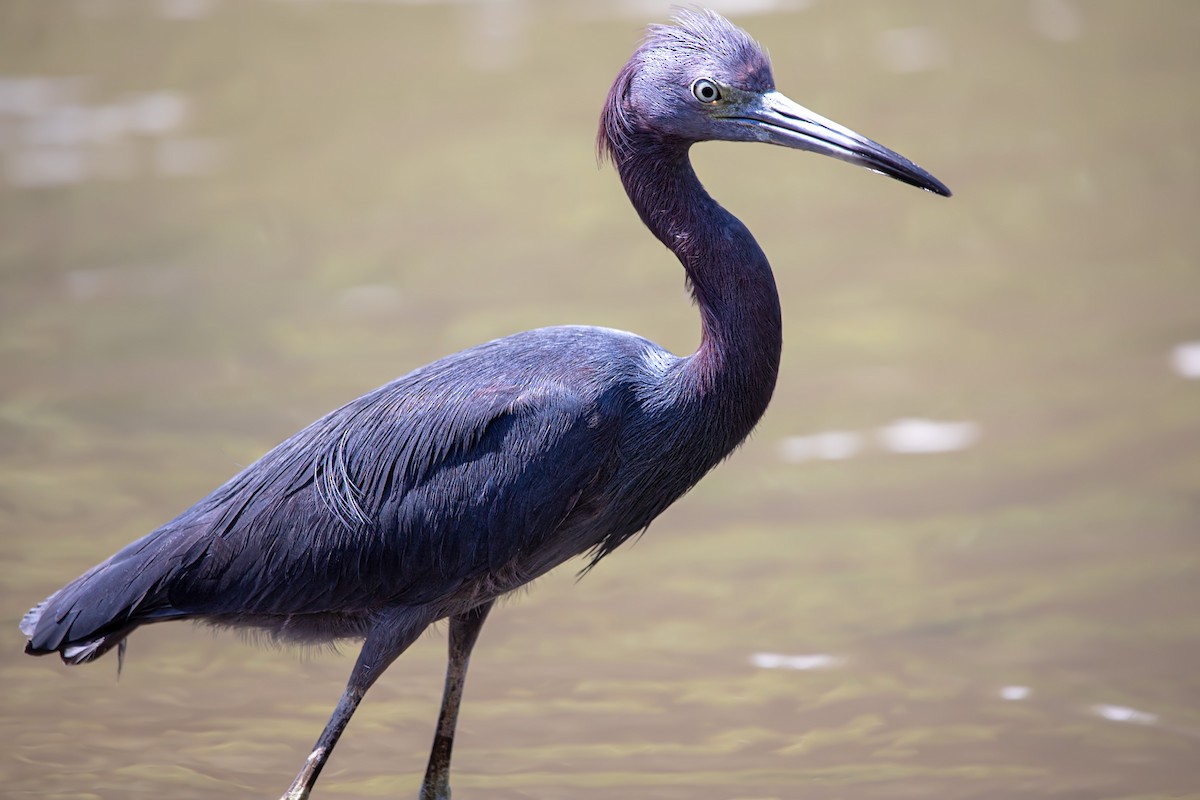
[[692, 79, 721, 104]]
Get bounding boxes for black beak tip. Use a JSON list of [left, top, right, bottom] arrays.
[[871, 158, 952, 198], [927, 177, 952, 198], [906, 168, 951, 198]]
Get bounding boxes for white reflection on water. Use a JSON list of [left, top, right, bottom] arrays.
[[999, 685, 1031, 700], [779, 418, 980, 463], [751, 652, 840, 670], [777, 430, 862, 463], [877, 418, 980, 454], [1091, 703, 1159, 726], [13, 90, 187, 146], [0, 79, 221, 187], [127, 91, 190, 134], [0, 76, 87, 116], [1170, 341, 1200, 379]]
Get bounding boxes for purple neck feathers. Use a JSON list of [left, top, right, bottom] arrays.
[[608, 127, 783, 444]]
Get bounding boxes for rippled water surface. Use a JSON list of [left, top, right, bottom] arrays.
[[2, 1, 1198, 798]]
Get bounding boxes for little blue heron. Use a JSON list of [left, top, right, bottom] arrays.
[[21, 10, 949, 799]]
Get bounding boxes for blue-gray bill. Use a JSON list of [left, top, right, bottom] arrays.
[[732, 90, 952, 197]]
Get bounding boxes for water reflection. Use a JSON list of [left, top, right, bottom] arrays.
[[1002, 685, 1200, 744], [876, 417, 980, 454], [751, 652, 841, 671], [778, 430, 862, 462], [1091, 703, 1158, 726], [1170, 341, 1200, 378], [779, 418, 980, 462], [0, 79, 221, 186]]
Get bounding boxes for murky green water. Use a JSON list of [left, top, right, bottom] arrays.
[[2, 1, 1198, 798]]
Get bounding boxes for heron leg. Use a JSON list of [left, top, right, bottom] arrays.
[[280, 609, 431, 800], [420, 600, 495, 800]]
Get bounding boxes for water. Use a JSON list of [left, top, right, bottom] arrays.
[[2, 1, 1199, 798]]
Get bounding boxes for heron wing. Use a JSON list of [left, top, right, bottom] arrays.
[[157, 364, 621, 618], [24, 330, 639, 656]]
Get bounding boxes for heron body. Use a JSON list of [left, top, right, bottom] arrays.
[[21, 10, 948, 799]]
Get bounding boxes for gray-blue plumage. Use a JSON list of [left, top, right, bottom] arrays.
[[26, 326, 734, 658], [21, 9, 948, 800]]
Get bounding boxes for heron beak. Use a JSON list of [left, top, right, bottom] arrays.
[[732, 90, 952, 197]]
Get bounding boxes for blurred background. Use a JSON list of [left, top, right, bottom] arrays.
[[1, 1, 1197, 798]]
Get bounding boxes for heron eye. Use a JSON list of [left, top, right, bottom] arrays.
[[692, 79, 721, 104]]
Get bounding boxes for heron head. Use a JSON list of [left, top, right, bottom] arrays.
[[599, 9, 951, 198]]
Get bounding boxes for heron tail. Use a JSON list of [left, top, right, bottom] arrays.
[[21, 593, 135, 665], [20, 528, 192, 666]]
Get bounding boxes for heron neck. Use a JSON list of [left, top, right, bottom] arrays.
[[616, 137, 783, 437]]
